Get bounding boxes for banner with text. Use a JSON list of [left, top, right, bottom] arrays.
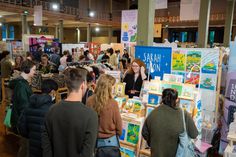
[[135, 46, 172, 79]]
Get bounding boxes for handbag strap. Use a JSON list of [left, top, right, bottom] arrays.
[[182, 109, 186, 132]]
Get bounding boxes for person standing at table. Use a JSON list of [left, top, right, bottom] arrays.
[[123, 59, 149, 98]]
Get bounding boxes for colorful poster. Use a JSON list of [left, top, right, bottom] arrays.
[[172, 71, 185, 83], [148, 94, 159, 106], [201, 50, 219, 74], [172, 50, 186, 71], [200, 74, 217, 91], [127, 123, 140, 145], [186, 51, 201, 72], [159, 83, 171, 93], [135, 46, 172, 79], [185, 72, 200, 85], [163, 74, 183, 83], [121, 10, 138, 44], [182, 85, 195, 99], [120, 147, 136, 157], [171, 84, 183, 96], [179, 100, 194, 114]]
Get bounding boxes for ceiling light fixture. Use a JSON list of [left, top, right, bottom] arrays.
[[89, 11, 95, 17], [95, 27, 100, 32], [52, 3, 59, 11]]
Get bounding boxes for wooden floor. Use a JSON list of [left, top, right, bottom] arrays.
[[0, 103, 19, 157]]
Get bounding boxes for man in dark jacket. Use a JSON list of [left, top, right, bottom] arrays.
[[42, 68, 98, 157], [9, 59, 36, 157], [18, 79, 58, 157]]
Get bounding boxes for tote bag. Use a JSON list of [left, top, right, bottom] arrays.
[[4, 106, 12, 128], [176, 109, 196, 157]]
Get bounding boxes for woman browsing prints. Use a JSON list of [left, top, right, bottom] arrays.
[[86, 74, 122, 157], [122, 59, 150, 98], [142, 88, 198, 157]]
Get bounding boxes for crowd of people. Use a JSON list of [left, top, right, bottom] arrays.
[[0, 47, 198, 157]]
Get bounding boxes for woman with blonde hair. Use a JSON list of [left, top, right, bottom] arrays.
[[86, 74, 122, 157]]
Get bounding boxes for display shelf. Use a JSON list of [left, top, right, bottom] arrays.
[[120, 140, 137, 148], [148, 91, 194, 101], [139, 149, 151, 156]]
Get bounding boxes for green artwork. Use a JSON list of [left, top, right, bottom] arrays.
[[171, 84, 183, 96], [172, 51, 186, 71], [127, 123, 140, 145], [186, 51, 201, 72]]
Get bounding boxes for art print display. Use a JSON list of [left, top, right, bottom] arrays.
[[200, 74, 217, 91], [115, 83, 126, 97], [163, 74, 183, 83], [172, 50, 186, 71], [126, 123, 140, 145], [182, 84, 195, 99], [159, 83, 171, 93], [147, 94, 159, 106], [172, 71, 186, 83], [186, 51, 201, 72], [201, 50, 219, 74], [179, 100, 194, 114], [171, 84, 183, 96], [185, 72, 200, 85], [120, 146, 136, 157]]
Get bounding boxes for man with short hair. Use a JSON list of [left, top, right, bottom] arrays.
[[42, 68, 98, 157]]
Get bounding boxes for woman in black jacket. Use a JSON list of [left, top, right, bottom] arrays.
[[18, 79, 58, 157], [123, 59, 149, 98]]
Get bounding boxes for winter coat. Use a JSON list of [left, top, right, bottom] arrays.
[[18, 94, 53, 157], [9, 76, 33, 132]]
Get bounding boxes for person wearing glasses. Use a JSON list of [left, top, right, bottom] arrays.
[[123, 59, 149, 98]]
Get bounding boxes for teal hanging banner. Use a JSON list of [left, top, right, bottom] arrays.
[[135, 46, 172, 79]]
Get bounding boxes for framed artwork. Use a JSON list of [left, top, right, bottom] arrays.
[[115, 83, 126, 96], [126, 123, 140, 145]]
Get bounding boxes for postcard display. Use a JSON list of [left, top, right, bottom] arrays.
[[114, 46, 221, 157]]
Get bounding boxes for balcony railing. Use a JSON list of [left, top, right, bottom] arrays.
[[0, 0, 121, 24]]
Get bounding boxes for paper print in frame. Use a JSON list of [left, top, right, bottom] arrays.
[[200, 74, 217, 91], [159, 83, 171, 93], [185, 72, 200, 85], [172, 71, 186, 83], [126, 123, 140, 145], [163, 73, 183, 83], [182, 84, 195, 99], [186, 51, 202, 72], [148, 94, 159, 106], [201, 50, 219, 74], [120, 146, 136, 157], [172, 50, 186, 71], [171, 84, 183, 96], [179, 99, 194, 114]]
